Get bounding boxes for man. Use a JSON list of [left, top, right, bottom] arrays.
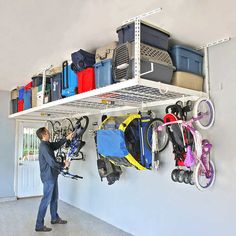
[[35, 127, 73, 232]]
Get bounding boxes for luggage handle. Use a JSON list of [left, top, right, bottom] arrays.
[[140, 63, 154, 77], [62, 61, 69, 89]]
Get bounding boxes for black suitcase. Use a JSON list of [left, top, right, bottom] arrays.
[[50, 73, 62, 101]]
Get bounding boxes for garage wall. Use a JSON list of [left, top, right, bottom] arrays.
[[59, 38, 236, 236], [0, 91, 16, 198]]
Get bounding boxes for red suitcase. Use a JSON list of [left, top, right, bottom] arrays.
[[18, 100, 24, 112], [78, 68, 95, 93], [25, 81, 33, 90]]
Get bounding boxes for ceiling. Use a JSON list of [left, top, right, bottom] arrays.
[[0, 0, 235, 91]]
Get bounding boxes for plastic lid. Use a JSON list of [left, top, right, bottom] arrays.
[[170, 45, 203, 56]]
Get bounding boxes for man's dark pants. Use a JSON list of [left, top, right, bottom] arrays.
[[35, 179, 59, 230]]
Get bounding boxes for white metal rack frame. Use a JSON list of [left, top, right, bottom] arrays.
[[10, 7, 226, 121], [9, 78, 207, 120]]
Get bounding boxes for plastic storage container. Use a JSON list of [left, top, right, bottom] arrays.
[[23, 89, 32, 110], [94, 59, 113, 88], [170, 45, 203, 75], [116, 21, 170, 50], [18, 88, 24, 100], [78, 68, 95, 93], [17, 100, 24, 112], [11, 99, 18, 114], [71, 50, 95, 73], [95, 42, 117, 63], [32, 87, 38, 107], [62, 61, 78, 97], [171, 71, 203, 91], [113, 42, 174, 84], [32, 75, 51, 87], [51, 73, 62, 101], [37, 90, 51, 106]]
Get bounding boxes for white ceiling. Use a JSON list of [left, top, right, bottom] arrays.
[[1, 0, 236, 91]]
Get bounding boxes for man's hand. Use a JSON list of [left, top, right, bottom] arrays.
[[64, 160, 70, 168], [66, 132, 74, 141]]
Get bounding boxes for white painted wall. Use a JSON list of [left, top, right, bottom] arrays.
[[59, 38, 236, 236], [0, 91, 16, 198]]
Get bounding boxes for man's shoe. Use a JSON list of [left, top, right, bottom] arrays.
[[51, 217, 67, 224], [35, 226, 52, 232]]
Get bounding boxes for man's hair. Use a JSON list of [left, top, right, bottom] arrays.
[[36, 127, 47, 140]]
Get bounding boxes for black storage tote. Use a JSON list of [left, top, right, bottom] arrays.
[[51, 73, 62, 101]]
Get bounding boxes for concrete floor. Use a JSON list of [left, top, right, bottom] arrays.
[[0, 197, 132, 236]]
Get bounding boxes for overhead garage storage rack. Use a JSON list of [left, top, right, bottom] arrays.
[[8, 78, 207, 120], [8, 8, 209, 121]]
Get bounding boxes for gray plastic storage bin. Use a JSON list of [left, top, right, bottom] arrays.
[[116, 21, 170, 50], [170, 45, 203, 75], [113, 42, 174, 84]]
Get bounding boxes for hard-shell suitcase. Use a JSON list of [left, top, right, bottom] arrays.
[[62, 61, 78, 97], [51, 73, 62, 101], [78, 68, 95, 93], [23, 89, 32, 110], [17, 100, 24, 112], [94, 59, 113, 88], [95, 41, 117, 63], [71, 49, 95, 73]]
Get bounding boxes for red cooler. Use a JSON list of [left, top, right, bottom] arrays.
[[78, 68, 95, 93]]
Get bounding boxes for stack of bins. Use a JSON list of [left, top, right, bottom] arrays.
[[170, 45, 204, 91], [17, 87, 24, 112], [75, 51, 96, 93], [113, 21, 174, 84], [10, 88, 18, 114], [24, 82, 33, 110], [94, 42, 117, 88]]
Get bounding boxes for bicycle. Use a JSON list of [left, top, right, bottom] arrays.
[[158, 98, 215, 191]]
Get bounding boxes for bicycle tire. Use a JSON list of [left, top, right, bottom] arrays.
[[144, 118, 169, 153], [171, 169, 179, 182], [177, 170, 185, 183], [194, 160, 215, 191], [193, 98, 215, 130], [183, 171, 190, 184]]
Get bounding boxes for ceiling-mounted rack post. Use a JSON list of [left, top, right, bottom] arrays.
[[134, 18, 141, 81]]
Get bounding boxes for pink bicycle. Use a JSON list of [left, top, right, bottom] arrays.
[[158, 98, 215, 191]]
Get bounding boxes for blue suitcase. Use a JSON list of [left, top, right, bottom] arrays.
[[62, 61, 78, 97], [51, 73, 62, 101], [94, 59, 113, 88], [23, 89, 32, 110]]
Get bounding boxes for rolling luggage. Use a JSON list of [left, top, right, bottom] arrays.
[[62, 61, 78, 97], [17, 100, 24, 112], [71, 49, 95, 73], [95, 41, 117, 63]]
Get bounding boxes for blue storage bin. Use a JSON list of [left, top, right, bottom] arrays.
[[62, 61, 78, 97], [94, 59, 113, 88], [170, 45, 203, 75], [116, 22, 170, 50], [23, 89, 32, 110], [18, 88, 24, 100]]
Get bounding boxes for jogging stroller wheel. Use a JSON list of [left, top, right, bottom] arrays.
[[171, 169, 179, 182], [177, 170, 185, 183], [189, 171, 194, 185], [183, 171, 190, 184]]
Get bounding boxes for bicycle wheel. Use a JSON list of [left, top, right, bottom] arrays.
[[194, 160, 215, 191], [171, 169, 179, 182], [193, 98, 215, 130], [177, 169, 185, 183], [144, 118, 169, 152], [183, 171, 190, 184], [47, 121, 54, 141]]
